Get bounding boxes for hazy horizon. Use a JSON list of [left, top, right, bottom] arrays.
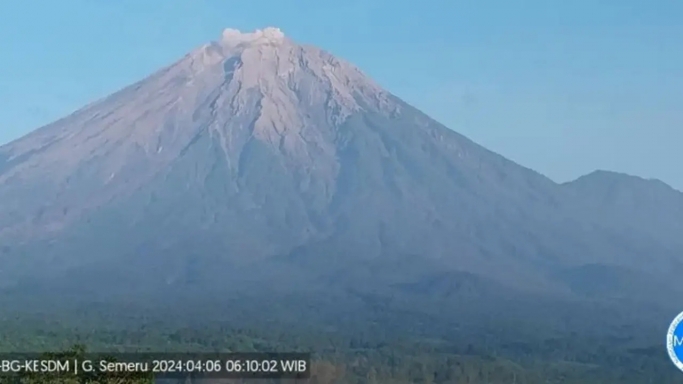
[[1, 0, 681, 190], [1, 4, 682, 382]]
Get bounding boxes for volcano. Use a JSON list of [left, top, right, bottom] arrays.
[[0, 28, 681, 330]]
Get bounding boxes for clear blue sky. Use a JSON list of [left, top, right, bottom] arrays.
[[1, 0, 681, 189]]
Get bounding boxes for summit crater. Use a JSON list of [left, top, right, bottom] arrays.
[[0, 28, 681, 328]]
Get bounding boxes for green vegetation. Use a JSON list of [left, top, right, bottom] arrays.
[[0, 313, 678, 384], [0, 345, 153, 384]]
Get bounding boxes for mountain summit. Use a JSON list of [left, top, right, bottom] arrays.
[[0, 27, 397, 232], [0, 29, 681, 325]]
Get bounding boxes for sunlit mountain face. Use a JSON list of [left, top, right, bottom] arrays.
[[0, 28, 681, 337]]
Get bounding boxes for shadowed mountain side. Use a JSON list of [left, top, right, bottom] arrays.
[[563, 170, 683, 251], [0, 28, 681, 337]]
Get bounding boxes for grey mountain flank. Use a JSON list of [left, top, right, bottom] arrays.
[[0, 28, 681, 328]]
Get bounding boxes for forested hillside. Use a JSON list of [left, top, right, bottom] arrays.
[[0, 313, 677, 384]]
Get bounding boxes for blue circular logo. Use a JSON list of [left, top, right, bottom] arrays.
[[667, 311, 683, 372]]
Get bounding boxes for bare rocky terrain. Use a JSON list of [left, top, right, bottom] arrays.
[[0, 28, 681, 335]]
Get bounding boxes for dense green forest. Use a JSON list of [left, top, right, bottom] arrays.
[[0, 312, 678, 384]]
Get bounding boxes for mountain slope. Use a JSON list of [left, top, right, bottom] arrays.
[[563, 170, 683, 247], [0, 28, 681, 331]]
